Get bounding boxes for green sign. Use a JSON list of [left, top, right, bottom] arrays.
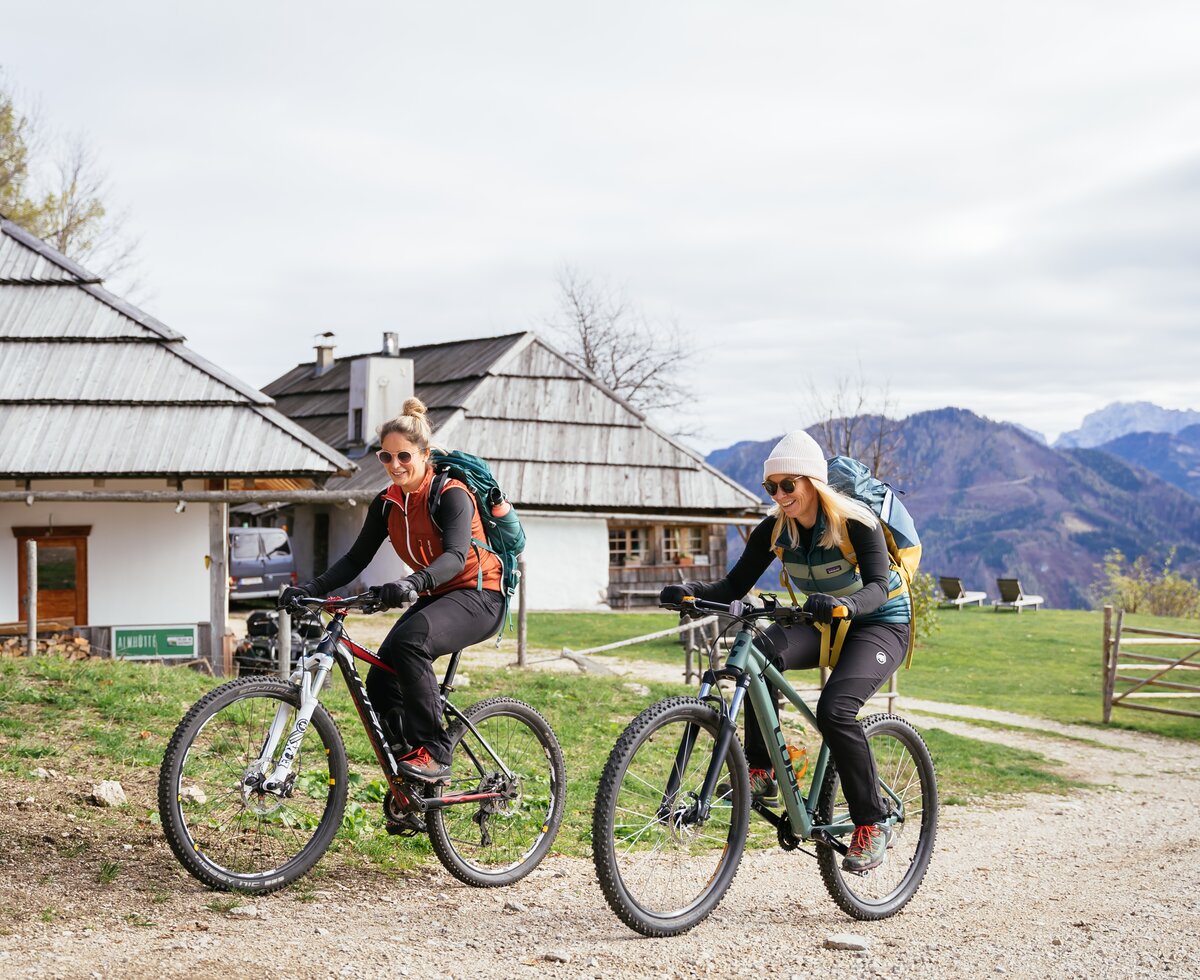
[[112, 625, 198, 659]]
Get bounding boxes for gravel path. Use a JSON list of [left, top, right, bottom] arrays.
[[3, 651, 1200, 979]]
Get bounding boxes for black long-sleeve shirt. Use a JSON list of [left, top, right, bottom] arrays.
[[305, 486, 476, 595], [689, 513, 893, 618]]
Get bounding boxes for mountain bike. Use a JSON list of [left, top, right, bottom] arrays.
[[158, 592, 565, 893], [592, 595, 937, 937]]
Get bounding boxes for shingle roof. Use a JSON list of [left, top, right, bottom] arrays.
[[0, 217, 354, 480], [264, 330, 760, 512]]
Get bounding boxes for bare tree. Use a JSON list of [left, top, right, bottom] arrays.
[[36, 137, 139, 284], [1, 77, 138, 285], [545, 265, 695, 419], [807, 368, 907, 480]]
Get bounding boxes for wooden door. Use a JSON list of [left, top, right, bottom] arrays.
[[14, 527, 90, 627]]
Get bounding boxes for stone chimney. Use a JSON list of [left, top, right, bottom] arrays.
[[313, 332, 336, 378], [348, 341, 414, 445]]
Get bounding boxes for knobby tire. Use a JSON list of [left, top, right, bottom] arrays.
[[158, 677, 348, 893], [815, 712, 938, 920], [592, 696, 750, 937], [426, 697, 565, 887]]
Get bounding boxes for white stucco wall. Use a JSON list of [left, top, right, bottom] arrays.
[[1, 481, 211, 625], [520, 515, 609, 610], [291, 506, 610, 611], [326, 503, 408, 593]]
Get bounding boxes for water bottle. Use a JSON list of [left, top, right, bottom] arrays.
[[489, 487, 511, 518], [786, 743, 808, 780]]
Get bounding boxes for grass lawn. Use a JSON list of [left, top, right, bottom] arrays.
[[0, 647, 1085, 877], [905, 606, 1200, 741], [521, 607, 1200, 742]]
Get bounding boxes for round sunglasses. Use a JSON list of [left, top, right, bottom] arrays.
[[376, 449, 420, 465], [762, 476, 803, 496]]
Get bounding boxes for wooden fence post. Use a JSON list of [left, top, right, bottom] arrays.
[[277, 605, 291, 679], [516, 555, 527, 667], [1101, 605, 1113, 722], [1104, 607, 1124, 723], [25, 539, 37, 657]]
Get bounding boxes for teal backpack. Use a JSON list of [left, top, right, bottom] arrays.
[[826, 455, 922, 666], [428, 449, 526, 642]]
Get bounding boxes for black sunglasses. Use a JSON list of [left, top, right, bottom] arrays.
[[376, 449, 417, 465], [762, 477, 802, 496]]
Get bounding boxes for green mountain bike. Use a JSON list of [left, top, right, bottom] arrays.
[[592, 596, 938, 936]]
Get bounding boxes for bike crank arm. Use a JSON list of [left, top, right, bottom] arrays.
[[421, 790, 506, 811]]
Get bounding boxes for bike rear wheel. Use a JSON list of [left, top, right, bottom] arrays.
[[815, 713, 938, 920], [158, 677, 348, 893], [592, 696, 750, 937], [426, 697, 565, 887]]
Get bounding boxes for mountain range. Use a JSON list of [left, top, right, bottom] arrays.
[[1054, 401, 1200, 449], [706, 407, 1200, 610]]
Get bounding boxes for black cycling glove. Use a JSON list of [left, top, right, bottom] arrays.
[[802, 592, 847, 624], [279, 583, 312, 608], [372, 578, 419, 610]]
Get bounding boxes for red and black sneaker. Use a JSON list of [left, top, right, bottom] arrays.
[[395, 747, 450, 783], [842, 822, 893, 873]]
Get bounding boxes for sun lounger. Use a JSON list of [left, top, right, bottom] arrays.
[[992, 578, 1044, 612], [938, 577, 987, 610]]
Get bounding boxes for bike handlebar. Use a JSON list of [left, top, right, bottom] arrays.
[[661, 594, 848, 625], [290, 591, 384, 615]]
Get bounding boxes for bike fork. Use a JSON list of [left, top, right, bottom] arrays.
[[258, 655, 333, 792]]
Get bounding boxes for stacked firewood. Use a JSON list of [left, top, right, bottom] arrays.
[[0, 633, 92, 658]]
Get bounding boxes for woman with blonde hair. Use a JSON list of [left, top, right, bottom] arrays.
[[282, 397, 504, 787], [659, 429, 910, 873]]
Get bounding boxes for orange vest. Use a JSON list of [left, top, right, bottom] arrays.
[[382, 468, 502, 595]]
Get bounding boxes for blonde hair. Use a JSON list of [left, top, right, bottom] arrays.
[[378, 396, 433, 450], [770, 478, 878, 552]]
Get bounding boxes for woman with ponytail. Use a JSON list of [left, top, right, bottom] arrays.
[[658, 429, 910, 874], [281, 396, 504, 784]]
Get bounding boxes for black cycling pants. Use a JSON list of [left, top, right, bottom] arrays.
[[743, 619, 909, 826], [365, 588, 504, 765]]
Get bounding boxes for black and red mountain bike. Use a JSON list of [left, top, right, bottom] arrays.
[[158, 592, 565, 892]]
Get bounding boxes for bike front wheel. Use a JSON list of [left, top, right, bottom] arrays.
[[157, 677, 348, 892], [426, 697, 565, 887], [592, 696, 750, 937], [815, 712, 938, 920]]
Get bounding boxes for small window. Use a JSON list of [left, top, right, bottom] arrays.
[[353, 408, 363, 442], [608, 527, 645, 567], [261, 529, 291, 557], [230, 533, 261, 559], [662, 526, 705, 561]]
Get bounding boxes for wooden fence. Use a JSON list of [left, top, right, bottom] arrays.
[[1102, 605, 1200, 721], [560, 615, 899, 713]]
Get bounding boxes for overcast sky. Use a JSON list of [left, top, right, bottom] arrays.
[[6, 2, 1200, 451]]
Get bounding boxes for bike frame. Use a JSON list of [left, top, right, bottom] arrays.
[[254, 600, 514, 815], [686, 618, 900, 847]]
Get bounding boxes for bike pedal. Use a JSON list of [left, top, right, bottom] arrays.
[[385, 813, 427, 836]]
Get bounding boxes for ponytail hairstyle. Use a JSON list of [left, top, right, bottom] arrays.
[[769, 477, 878, 552], [378, 396, 433, 451]]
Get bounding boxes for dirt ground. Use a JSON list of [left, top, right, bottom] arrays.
[[2, 645, 1199, 979]]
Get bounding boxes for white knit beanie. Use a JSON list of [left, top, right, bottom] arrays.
[[763, 430, 827, 482]]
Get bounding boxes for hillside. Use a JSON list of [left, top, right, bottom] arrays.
[[1095, 424, 1200, 501], [706, 408, 1200, 609]]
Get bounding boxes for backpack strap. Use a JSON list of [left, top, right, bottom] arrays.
[[773, 546, 802, 607], [816, 619, 851, 669]]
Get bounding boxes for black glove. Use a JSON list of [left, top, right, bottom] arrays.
[[659, 583, 701, 608], [372, 578, 419, 610], [802, 593, 842, 624], [279, 584, 311, 609]]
